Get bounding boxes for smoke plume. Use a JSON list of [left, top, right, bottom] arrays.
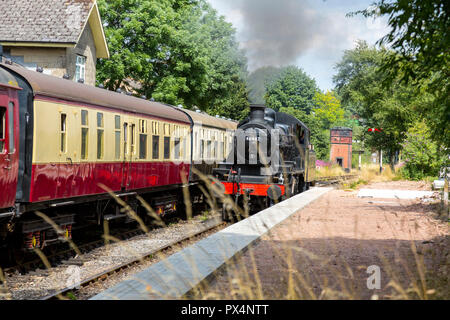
[[230, 0, 330, 70]]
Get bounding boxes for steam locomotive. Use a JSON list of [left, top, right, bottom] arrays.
[[214, 105, 316, 220]]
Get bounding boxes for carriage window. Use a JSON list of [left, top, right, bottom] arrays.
[[0, 107, 5, 152], [214, 141, 218, 159], [114, 115, 121, 159], [174, 138, 180, 160], [60, 113, 66, 153], [152, 135, 159, 159], [164, 136, 170, 159], [130, 124, 135, 155], [224, 136, 227, 158], [207, 140, 211, 159], [182, 137, 186, 161], [81, 110, 88, 126], [97, 112, 104, 159], [139, 119, 147, 159], [81, 110, 88, 159], [200, 140, 204, 160], [7, 102, 14, 153]]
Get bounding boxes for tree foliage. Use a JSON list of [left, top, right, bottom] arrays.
[[401, 121, 445, 180], [278, 91, 345, 160], [247, 66, 283, 104], [265, 66, 318, 115], [351, 0, 450, 148], [334, 41, 416, 166], [96, 0, 248, 119]]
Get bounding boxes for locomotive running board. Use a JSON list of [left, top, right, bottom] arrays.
[[115, 192, 137, 197], [0, 211, 14, 218], [50, 201, 75, 208]]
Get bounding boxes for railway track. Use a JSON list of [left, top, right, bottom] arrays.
[[1, 213, 189, 276], [315, 174, 358, 185], [40, 216, 226, 300]]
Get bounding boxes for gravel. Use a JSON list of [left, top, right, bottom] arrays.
[[0, 213, 224, 300]]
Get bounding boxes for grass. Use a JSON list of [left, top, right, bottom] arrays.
[[0, 164, 448, 301]]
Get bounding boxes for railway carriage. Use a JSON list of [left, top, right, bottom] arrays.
[[179, 108, 236, 181], [0, 62, 237, 253]]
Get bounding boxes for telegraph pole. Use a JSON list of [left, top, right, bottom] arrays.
[[379, 149, 383, 174], [368, 128, 383, 174]]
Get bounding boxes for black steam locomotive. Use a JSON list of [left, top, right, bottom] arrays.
[[214, 104, 316, 219]]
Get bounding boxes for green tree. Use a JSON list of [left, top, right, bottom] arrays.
[[278, 91, 345, 160], [312, 91, 345, 130], [351, 0, 450, 148], [265, 66, 318, 115], [247, 66, 283, 104], [401, 121, 445, 179], [96, 0, 248, 118], [334, 41, 415, 168]]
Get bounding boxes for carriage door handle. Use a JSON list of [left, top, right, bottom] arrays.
[[66, 157, 73, 165], [3, 156, 11, 170]]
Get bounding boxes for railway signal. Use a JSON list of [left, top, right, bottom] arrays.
[[368, 128, 383, 133]]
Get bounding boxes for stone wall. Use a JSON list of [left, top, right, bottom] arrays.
[[4, 23, 97, 85], [66, 23, 97, 86], [8, 47, 67, 78]]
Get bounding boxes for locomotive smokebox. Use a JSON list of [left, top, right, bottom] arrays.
[[249, 104, 266, 123]]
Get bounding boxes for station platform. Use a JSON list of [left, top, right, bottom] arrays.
[[90, 187, 333, 300]]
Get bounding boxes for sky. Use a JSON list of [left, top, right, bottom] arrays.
[[207, 0, 390, 91]]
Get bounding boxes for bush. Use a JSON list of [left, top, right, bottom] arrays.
[[400, 121, 444, 180]]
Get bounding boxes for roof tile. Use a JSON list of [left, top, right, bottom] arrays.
[[0, 0, 94, 43]]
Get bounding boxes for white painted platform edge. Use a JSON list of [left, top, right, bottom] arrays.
[[357, 189, 436, 199], [90, 187, 333, 300]]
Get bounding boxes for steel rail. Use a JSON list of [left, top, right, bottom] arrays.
[[40, 216, 226, 300]]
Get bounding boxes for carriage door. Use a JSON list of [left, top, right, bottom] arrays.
[[121, 121, 135, 190], [0, 89, 19, 209]]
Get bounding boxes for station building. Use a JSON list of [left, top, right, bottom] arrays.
[[330, 127, 352, 172], [0, 0, 109, 86]]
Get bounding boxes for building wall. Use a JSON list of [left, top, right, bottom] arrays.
[[330, 128, 353, 171], [8, 47, 67, 78], [66, 23, 97, 86], [330, 144, 352, 170], [4, 23, 97, 86]]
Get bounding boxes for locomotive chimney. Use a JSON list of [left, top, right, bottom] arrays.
[[249, 104, 266, 122]]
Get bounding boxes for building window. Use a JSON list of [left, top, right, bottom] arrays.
[[81, 110, 88, 159], [75, 55, 86, 82], [60, 113, 67, 153], [97, 113, 104, 159], [0, 107, 6, 152], [115, 115, 121, 160]]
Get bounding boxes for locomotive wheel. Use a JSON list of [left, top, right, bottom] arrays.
[[288, 177, 299, 197], [298, 178, 306, 193]]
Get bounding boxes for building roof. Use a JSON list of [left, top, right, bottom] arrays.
[[0, 0, 109, 58]]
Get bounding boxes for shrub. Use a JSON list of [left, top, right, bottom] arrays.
[[400, 121, 444, 180]]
